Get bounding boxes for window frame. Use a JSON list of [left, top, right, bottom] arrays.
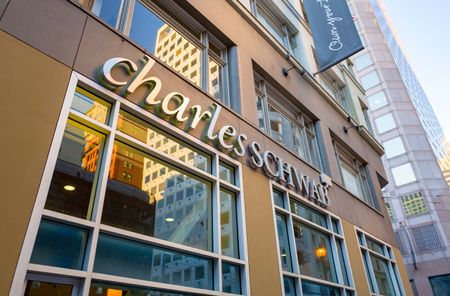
[[333, 141, 377, 209], [10, 72, 250, 296], [255, 73, 324, 171], [271, 182, 356, 296], [250, 0, 302, 62], [356, 228, 407, 296]]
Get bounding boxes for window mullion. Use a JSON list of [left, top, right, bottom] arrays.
[[201, 32, 209, 92]]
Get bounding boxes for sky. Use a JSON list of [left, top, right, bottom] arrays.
[[379, 0, 450, 140]]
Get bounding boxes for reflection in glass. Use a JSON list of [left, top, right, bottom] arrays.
[[45, 121, 104, 219], [276, 214, 292, 272], [273, 189, 284, 208], [129, 1, 201, 86], [294, 223, 337, 283], [92, 0, 122, 28], [221, 190, 239, 258], [25, 281, 73, 296], [94, 234, 213, 290], [370, 255, 395, 296], [102, 141, 212, 251], [208, 58, 222, 99], [367, 238, 384, 255], [71, 88, 111, 124], [290, 199, 327, 228], [219, 162, 235, 184], [430, 274, 450, 296], [284, 277, 296, 296], [336, 239, 349, 286], [117, 111, 210, 172], [256, 96, 266, 132], [30, 220, 88, 270], [90, 281, 194, 296], [301, 280, 341, 296], [222, 263, 241, 294]]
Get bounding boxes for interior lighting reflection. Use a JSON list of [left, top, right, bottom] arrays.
[[315, 245, 327, 258], [63, 185, 76, 191], [165, 217, 175, 222]]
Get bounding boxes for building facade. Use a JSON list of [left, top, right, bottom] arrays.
[[348, 0, 450, 295], [0, 0, 414, 295]]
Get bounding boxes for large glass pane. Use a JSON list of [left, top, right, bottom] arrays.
[[208, 58, 222, 100], [301, 280, 341, 296], [30, 220, 88, 270], [367, 91, 388, 111], [25, 281, 73, 296], [366, 238, 385, 255], [370, 255, 396, 296], [219, 162, 235, 185], [94, 234, 213, 290], [383, 137, 405, 158], [339, 160, 364, 199], [71, 87, 111, 124], [276, 214, 293, 272], [45, 121, 104, 219], [290, 199, 327, 228], [221, 190, 239, 258], [256, 96, 266, 132], [294, 223, 337, 283], [284, 277, 296, 296], [360, 71, 380, 90], [354, 53, 373, 70], [117, 111, 211, 172], [93, 0, 122, 28], [102, 141, 212, 251], [430, 274, 450, 296], [268, 104, 296, 150], [391, 163, 416, 186], [375, 113, 396, 134], [90, 281, 194, 296], [222, 263, 241, 294], [336, 239, 350, 286], [129, 1, 201, 86], [273, 189, 284, 208]]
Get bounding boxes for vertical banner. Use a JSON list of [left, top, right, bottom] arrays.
[[303, 0, 364, 73]]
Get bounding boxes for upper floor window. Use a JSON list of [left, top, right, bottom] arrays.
[[91, 0, 231, 107], [255, 74, 323, 170], [251, 0, 301, 61], [333, 142, 378, 209]]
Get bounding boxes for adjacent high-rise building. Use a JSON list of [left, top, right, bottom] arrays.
[[348, 0, 450, 294]]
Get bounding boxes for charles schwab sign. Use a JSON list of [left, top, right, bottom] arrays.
[[99, 56, 332, 207]]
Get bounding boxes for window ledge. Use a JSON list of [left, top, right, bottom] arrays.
[[359, 126, 385, 155]]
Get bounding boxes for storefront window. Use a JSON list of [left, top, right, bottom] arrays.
[[272, 186, 355, 295], [44, 121, 105, 219], [221, 190, 239, 258], [23, 79, 247, 295], [117, 111, 211, 172], [358, 229, 405, 296], [94, 234, 213, 290], [102, 141, 212, 251], [294, 223, 337, 283], [30, 220, 88, 270], [89, 282, 192, 296]]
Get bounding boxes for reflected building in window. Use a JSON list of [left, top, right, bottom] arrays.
[[348, 0, 450, 294]]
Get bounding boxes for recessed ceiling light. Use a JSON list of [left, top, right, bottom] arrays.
[[64, 185, 76, 191], [165, 217, 175, 222]]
